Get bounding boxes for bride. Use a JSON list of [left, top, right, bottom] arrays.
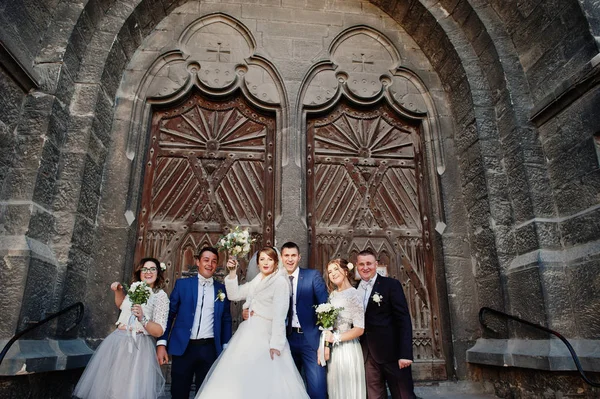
[[195, 246, 309, 399]]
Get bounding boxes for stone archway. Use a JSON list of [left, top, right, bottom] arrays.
[[306, 101, 447, 380], [118, 13, 288, 329], [300, 26, 448, 381]]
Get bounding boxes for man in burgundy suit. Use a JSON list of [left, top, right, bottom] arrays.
[[356, 249, 416, 399]]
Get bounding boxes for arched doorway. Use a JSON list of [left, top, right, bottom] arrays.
[[135, 91, 275, 290], [307, 100, 446, 380]]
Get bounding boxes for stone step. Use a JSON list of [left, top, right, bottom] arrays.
[[415, 381, 498, 398], [159, 381, 499, 398]]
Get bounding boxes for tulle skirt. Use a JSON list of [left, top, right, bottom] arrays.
[[327, 338, 366, 399], [72, 329, 165, 399], [195, 315, 309, 399]]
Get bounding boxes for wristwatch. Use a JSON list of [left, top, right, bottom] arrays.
[[141, 316, 150, 327]]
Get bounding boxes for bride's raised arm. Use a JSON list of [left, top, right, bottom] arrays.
[[224, 275, 252, 302]]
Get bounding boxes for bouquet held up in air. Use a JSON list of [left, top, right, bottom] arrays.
[[314, 302, 343, 366], [216, 226, 255, 269]]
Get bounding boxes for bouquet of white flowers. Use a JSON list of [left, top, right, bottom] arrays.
[[124, 281, 153, 305], [215, 226, 255, 260], [314, 302, 343, 330], [314, 302, 343, 366], [122, 281, 153, 350]]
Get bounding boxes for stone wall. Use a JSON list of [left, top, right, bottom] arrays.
[[0, 0, 598, 396]]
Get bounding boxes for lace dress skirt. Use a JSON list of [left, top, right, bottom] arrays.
[[326, 287, 366, 399], [327, 337, 366, 399], [72, 329, 165, 399]]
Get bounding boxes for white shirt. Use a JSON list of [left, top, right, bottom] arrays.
[[358, 273, 378, 310], [289, 267, 301, 328], [190, 276, 215, 339]]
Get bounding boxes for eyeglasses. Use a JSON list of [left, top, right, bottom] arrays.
[[141, 267, 157, 273]]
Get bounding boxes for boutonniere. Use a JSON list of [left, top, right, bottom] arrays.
[[372, 292, 383, 306], [215, 289, 226, 302]]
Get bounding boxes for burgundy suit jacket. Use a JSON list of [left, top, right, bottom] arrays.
[[360, 275, 413, 364]]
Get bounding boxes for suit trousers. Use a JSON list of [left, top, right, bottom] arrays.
[[365, 352, 416, 399], [289, 330, 327, 399], [170, 339, 217, 399]]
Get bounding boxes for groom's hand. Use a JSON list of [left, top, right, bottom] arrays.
[[269, 348, 280, 360], [398, 359, 412, 369], [157, 345, 169, 365]]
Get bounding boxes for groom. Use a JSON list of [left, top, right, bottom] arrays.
[[282, 242, 329, 399], [156, 247, 232, 399], [356, 249, 416, 399]]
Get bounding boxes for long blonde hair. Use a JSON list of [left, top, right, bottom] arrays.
[[324, 258, 352, 292]]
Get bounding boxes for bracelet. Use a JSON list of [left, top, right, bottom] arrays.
[[141, 316, 150, 327], [324, 341, 331, 348], [332, 331, 341, 346]]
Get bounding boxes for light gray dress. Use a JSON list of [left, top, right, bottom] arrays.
[[72, 290, 169, 399], [327, 287, 367, 399]]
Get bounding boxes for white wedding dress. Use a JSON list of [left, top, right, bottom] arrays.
[[195, 269, 309, 399]]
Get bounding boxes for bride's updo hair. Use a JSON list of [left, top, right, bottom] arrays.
[[324, 258, 353, 292], [258, 246, 279, 275]]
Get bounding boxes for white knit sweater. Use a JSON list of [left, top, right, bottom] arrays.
[[225, 269, 290, 351]]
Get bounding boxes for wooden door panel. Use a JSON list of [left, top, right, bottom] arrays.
[[136, 93, 275, 299], [307, 101, 446, 381]]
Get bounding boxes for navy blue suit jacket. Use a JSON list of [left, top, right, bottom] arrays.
[[160, 276, 232, 357], [361, 275, 413, 364], [295, 268, 329, 350]]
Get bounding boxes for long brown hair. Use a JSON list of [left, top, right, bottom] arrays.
[[324, 258, 353, 292], [132, 257, 166, 290]]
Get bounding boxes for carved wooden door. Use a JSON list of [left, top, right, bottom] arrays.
[[307, 101, 447, 380], [135, 92, 275, 294]]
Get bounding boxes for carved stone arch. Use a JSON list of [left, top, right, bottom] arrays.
[[298, 26, 447, 381], [115, 13, 287, 298]]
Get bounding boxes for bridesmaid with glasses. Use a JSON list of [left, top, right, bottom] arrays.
[[72, 257, 170, 399]]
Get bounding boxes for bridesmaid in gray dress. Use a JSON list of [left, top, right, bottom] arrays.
[[323, 258, 367, 399]]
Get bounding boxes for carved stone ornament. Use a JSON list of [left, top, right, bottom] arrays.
[[145, 14, 281, 107]]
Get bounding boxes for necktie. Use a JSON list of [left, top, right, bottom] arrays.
[[361, 280, 372, 309], [287, 276, 294, 335], [196, 279, 207, 337]]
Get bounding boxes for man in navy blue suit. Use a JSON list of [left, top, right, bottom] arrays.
[[282, 241, 329, 399], [156, 247, 232, 399], [357, 249, 416, 399]]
